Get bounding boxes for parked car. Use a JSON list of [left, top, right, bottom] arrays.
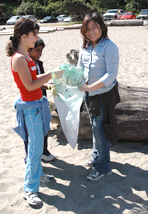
[[137, 9, 148, 20], [22, 15, 37, 22], [40, 16, 58, 23], [56, 14, 69, 22], [6, 15, 21, 25], [63, 16, 72, 22], [103, 9, 124, 21], [120, 12, 136, 20]]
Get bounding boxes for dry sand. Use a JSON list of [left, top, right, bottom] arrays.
[[0, 26, 148, 214]]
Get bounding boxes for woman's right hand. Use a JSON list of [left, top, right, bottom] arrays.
[[48, 83, 57, 97], [51, 70, 65, 79]]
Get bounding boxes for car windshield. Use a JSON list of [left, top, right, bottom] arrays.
[[58, 15, 67, 18], [123, 12, 132, 15], [141, 12, 148, 14], [9, 16, 18, 20], [141, 9, 148, 13], [107, 10, 117, 13], [44, 16, 51, 20]]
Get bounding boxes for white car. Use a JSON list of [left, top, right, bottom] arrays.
[[103, 9, 124, 21], [63, 16, 72, 22], [137, 9, 148, 20], [6, 16, 21, 25], [22, 15, 37, 23], [57, 14, 69, 22]]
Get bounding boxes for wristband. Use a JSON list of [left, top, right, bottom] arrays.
[[51, 71, 56, 79], [48, 84, 51, 90]]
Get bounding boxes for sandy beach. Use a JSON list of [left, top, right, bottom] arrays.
[[0, 26, 148, 214]]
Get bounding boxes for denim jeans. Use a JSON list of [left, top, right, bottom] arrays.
[[23, 107, 44, 193], [24, 134, 50, 163], [91, 101, 111, 174]]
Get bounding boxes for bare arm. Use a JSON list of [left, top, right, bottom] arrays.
[[41, 83, 48, 90], [80, 80, 105, 92], [13, 55, 52, 91]]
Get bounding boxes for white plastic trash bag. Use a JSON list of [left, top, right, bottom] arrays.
[[54, 86, 84, 149]]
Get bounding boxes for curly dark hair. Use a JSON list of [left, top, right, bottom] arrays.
[[34, 37, 45, 48]]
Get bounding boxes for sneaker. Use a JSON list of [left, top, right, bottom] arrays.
[[84, 157, 94, 167], [41, 154, 55, 162], [40, 174, 55, 183], [22, 191, 42, 206], [106, 171, 112, 176], [87, 170, 112, 181]]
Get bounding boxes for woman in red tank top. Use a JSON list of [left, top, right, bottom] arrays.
[[6, 17, 64, 206], [11, 53, 43, 101]]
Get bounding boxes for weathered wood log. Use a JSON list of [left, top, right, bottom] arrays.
[[50, 50, 148, 142], [116, 83, 148, 141], [109, 20, 143, 26], [78, 83, 148, 142]]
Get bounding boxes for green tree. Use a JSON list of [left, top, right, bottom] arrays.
[[0, 0, 21, 17], [125, 0, 148, 12], [33, 2, 47, 18], [91, 0, 126, 11], [61, 0, 94, 20], [16, 1, 34, 15], [45, 1, 63, 17], [0, 3, 6, 17]]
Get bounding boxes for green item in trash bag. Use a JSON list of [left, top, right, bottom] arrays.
[[53, 63, 84, 102]]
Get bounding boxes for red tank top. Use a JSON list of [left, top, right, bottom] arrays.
[[11, 53, 43, 101]]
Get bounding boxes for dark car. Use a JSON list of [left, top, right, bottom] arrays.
[[40, 16, 58, 23]]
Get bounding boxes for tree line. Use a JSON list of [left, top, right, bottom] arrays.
[[0, 0, 148, 19]]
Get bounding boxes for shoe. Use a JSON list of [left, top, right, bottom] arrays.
[[40, 174, 55, 183], [22, 191, 42, 206], [106, 171, 112, 176], [84, 157, 94, 167], [87, 170, 112, 181], [41, 154, 55, 162]]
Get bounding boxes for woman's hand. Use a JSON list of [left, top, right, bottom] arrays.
[[79, 84, 92, 92], [79, 81, 105, 92], [51, 70, 65, 79], [48, 83, 57, 97]]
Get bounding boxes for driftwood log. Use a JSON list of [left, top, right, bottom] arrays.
[[116, 84, 148, 141], [50, 50, 148, 142], [109, 20, 143, 26]]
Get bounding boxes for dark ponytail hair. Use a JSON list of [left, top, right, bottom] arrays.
[[6, 17, 39, 56], [81, 12, 108, 49]]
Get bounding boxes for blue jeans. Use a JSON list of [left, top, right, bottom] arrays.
[[91, 101, 111, 174], [23, 107, 44, 193], [24, 134, 50, 164]]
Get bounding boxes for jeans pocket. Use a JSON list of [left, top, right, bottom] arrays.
[[34, 108, 42, 123], [24, 107, 42, 126]]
